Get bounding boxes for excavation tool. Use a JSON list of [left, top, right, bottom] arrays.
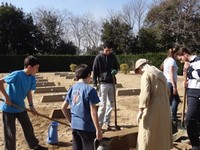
[[112, 75, 121, 130], [173, 74, 187, 142], [0, 98, 69, 126]]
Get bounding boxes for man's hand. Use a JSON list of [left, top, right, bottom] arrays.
[[5, 98, 12, 105], [29, 105, 38, 115], [136, 110, 143, 124], [111, 69, 117, 75], [173, 87, 177, 95], [183, 81, 188, 88], [96, 129, 103, 140], [184, 62, 190, 69]]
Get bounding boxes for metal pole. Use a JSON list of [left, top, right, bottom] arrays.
[[112, 75, 120, 130]]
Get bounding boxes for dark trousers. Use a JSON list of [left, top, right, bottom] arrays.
[[186, 96, 200, 147], [72, 129, 96, 150], [2, 111, 39, 150]]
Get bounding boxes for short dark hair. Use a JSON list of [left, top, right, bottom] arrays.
[[103, 41, 113, 49], [174, 47, 191, 56], [75, 64, 91, 80], [24, 55, 40, 67]]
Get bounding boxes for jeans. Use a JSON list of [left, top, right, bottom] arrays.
[[167, 82, 181, 121], [97, 83, 114, 126], [2, 111, 39, 150]]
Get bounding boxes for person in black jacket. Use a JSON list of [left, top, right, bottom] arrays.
[[92, 41, 119, 130]]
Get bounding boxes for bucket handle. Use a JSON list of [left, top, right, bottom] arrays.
[[47, 124, 52, 140]]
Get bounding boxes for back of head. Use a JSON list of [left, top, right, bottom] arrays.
[[24, 55, 40, 67], [174, 47, 191, 56], [166, 44, 179, 58], [103, 41, 113, 49], [75, 64, 91, 80]]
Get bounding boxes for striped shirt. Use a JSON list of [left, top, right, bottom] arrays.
[[187, 55, 200, 97]]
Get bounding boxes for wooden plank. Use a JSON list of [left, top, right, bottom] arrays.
[[60, 73, 69, 77], [34, 87, 66, 93], [117, 88, 140, 96], [49, 108, 70, 119], [116, 83, 123, 88], [40, 94, 66, 102], [54, 72, 61, 75], [36, 82, 56, 87], [36, 76, 43, 79], [36, 79, 48, 82], [65, 74, 75, 79]]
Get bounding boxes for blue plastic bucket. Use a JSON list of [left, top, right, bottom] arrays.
[[47, 121, 59, 144]]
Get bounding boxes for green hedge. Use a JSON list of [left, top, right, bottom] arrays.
[[0, 55, 95, 73], [0, 54, 184, 75], [117, 53, 166, 70], [117, 52, 183, 75]]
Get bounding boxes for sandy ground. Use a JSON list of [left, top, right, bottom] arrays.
[[0, 72, 191, 150]]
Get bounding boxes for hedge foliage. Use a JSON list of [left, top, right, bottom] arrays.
[[0, 53, 184, 75]]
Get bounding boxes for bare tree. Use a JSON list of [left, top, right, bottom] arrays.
[[64, 12, 102, 54], [118, 0, 147, 33], [175, 0, 200, 47], [131, 0, 147, 32], [32, 7, 67, 35], [80, 13, 101, 52], [32, 8, 66, 53], [67, 14, 85, 52], [149, 0, 165, 8], [121, 3, 135, 30]]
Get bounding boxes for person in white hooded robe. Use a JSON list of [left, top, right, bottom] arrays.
[[134, 59, 173, 150]]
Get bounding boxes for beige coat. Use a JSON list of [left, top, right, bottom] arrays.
[[136, 64, 173, 150]]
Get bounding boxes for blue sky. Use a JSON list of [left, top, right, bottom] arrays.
[[0, 0, 152, 19]]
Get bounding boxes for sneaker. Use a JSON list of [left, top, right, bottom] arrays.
[[34, 145, 48, 150]]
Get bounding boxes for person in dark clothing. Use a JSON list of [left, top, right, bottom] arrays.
[[92, 41, 119, 130], [175, 47, 200, 150]]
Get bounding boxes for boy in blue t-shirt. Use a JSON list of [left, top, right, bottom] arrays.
[[61, 64, 102, 150], [0, 55, 48, 150]]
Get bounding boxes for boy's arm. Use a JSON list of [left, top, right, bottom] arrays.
[[61, 101, 71, 125], [0, 78, 11, 105], [90, 104, 102, 140], [27, 91, 37, 115]]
